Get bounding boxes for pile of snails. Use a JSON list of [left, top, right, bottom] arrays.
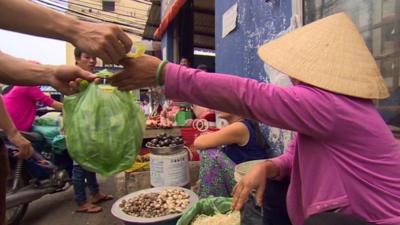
[[119, 188, 190, 218]]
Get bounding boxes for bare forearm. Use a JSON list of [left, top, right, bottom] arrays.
[[263, 160, 280, 178], [0, 0, 80, 43], [193, 134, 215, 150], [194, 122, 248, 150], [0, 52, 55, 85], [194, 132, 239, 150], [50, 101, 63, 111], [0, 97, 18, 137]]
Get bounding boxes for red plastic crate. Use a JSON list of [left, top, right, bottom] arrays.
[[181, 127, 219, 161]]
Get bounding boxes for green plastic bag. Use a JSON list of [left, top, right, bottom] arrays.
[[52, 134, 67, 155], [34, 117, 58, 126], [63, 77, 145, 176], [177, 197, 235, 225], [32, 125, 60, 145]]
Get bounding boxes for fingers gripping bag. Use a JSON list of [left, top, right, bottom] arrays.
[[63, 69, 145, 176]]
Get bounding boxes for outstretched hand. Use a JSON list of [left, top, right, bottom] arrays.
[[109, 54, 162, 91]]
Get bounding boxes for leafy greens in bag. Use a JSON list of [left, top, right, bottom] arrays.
[[63, 70, 145, 176]]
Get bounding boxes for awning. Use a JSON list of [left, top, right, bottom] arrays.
[[154, 0, 186, 39], [143, 0, 215, 50]]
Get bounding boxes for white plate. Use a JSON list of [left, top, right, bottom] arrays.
[[111, 186, 199, 224]]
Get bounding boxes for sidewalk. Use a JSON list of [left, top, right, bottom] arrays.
[[20, 175, 125, 225], [19, 161, 200, 225]]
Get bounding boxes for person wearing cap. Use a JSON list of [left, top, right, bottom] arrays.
[[110, 13, 400, 225]]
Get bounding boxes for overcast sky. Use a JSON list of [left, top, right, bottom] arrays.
[[0, 29, 66, 65], [0, 1, 67, 65]]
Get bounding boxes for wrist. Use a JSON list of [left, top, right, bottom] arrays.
[[5, 128, 19, 139], [263, 160, 279, 178], [40, 65, 57, 86], [161, 64, 166, 85], [156, 61, 168, 86], [62, 19, 83, 45]]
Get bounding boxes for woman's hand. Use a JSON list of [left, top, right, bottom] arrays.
[[8, 132, 34, 159], [232, 161, 275, 210], [110, 55, 162, 91]]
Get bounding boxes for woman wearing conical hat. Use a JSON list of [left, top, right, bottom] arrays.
[[109, 13, 400, 225]]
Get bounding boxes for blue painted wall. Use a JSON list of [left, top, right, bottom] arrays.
[[215, 0, 292, 156], [215, 0, 291, 81]]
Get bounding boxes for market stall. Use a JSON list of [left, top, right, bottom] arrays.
[[120, 84, 216, 191]]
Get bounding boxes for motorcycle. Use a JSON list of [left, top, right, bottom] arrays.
[[1, 130, 71, 225]]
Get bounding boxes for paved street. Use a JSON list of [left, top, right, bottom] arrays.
[[20, 175, 126, 225]]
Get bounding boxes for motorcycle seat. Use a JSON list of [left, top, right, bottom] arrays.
[[0, 129, 44, 142]]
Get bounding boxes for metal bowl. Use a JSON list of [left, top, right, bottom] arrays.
[[111, 186, 199, 224], [145, 143, 185, 155]]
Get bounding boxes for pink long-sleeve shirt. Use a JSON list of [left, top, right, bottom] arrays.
[[3, 86, 54, 131], [164, 63, 400, 225]]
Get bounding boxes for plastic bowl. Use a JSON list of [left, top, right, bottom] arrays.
[[234, 160, 265, 182]]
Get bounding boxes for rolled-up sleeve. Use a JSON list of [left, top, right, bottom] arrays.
[[165, 63, 336, 138]]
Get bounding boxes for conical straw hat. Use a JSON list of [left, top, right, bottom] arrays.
[[258, 12, 389, 99]]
